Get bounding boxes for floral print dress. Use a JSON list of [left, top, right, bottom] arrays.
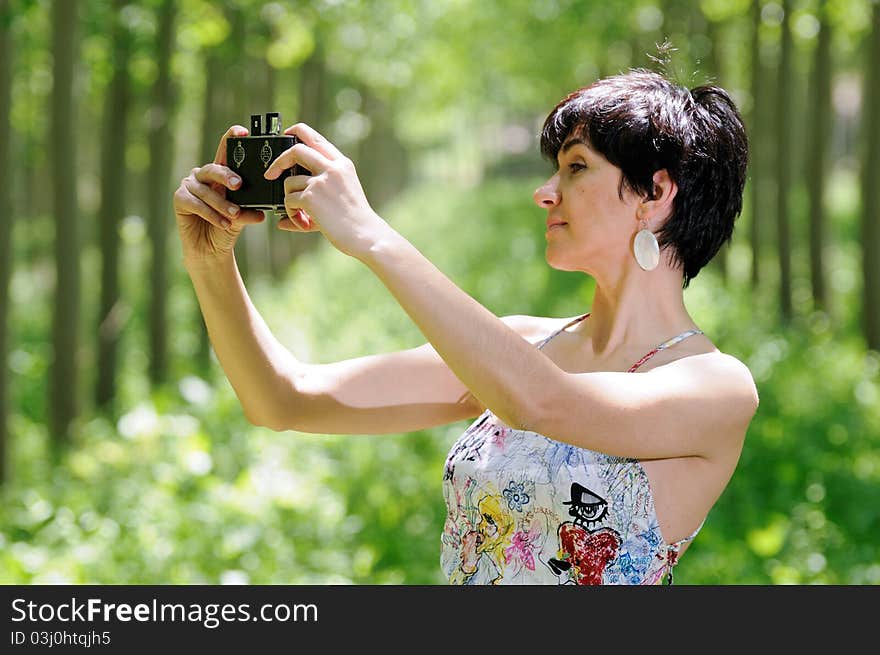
[[440, 313, 705, 585]]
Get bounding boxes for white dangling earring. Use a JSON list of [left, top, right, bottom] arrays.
[[633, 217, 660, 271]]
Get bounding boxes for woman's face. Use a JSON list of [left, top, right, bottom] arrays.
[[533, 135, 638, 274]]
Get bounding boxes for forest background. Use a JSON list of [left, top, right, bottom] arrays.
[[0, 0, 878, 584]]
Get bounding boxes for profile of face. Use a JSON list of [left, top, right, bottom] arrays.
[[460, 530, 483, 574], [533, 136, 641, 274], [476, 495, 513, 553]]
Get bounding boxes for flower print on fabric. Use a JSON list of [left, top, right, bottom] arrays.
[[441, 410, 702, 585], [441, 318, 707, 585], [504, 508, 558, 577], [502, 480, 530, 512], [505, 531, 537, 571]]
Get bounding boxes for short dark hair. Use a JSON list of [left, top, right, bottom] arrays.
[[539, 69, 748, 287]]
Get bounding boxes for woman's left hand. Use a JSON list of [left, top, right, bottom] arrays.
[[263, 123, 392, 259]]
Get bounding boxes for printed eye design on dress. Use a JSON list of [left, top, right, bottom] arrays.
[[546, 482, 622, 585], [562, 482, 608, 528]]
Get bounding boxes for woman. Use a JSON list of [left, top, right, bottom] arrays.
[[172, 69, 759, 585]]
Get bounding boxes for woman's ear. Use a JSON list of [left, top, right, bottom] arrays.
[[638, 169, 677, 225]]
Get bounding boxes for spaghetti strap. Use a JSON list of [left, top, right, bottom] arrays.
[[671, 519, 705, 548], [537, 316, 702, 367], [628, 328, 704, 372], [536, 313, 590, 350], [664, 519, 706, 585]]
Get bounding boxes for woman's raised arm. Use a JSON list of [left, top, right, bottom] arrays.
[[185, 250, 550, 436]]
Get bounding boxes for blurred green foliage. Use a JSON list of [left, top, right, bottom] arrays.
[[3, 177, 878, 584], [3, 0, 878, 586]]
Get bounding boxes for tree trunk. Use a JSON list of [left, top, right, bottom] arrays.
[[146, 0, 177, 387], [298, 41, 329, 134], [14, 10, 36, 223], [862, 2, 880, 350], [357, 88, 408, 212], [49, 0, 81, 452], [266, 62, 294, 281], [749, 0, 764, 290], [225, 4, 255, 285], [232, 7, 270, 283], [807, 2, 831, 314], [95, 0, 132, 412], [704, 14, 729, 284], [0, 0, 13, 483], [195, 49, 225, 374], [775, 0, 793, 322]]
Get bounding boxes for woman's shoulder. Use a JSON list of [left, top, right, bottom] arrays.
[[661, 346, 754, 381], [653, 348, 760, 418]]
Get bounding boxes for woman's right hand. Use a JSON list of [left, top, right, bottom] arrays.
[[173, 125, 266, 267]]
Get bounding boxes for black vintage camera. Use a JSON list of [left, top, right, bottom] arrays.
[[226, 112, 311, 212]]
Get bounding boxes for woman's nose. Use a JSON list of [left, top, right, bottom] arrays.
[[533, 176, 560, 207]]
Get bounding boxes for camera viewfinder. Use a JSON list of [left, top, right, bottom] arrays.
[[266, 112, 281, 135]]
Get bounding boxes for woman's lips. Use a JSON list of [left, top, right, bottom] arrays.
[[547, 222, 567, 231]]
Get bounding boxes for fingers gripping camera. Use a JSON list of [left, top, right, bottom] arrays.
[[226, 112, 311, 212]]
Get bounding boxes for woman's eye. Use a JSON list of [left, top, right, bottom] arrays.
[[568, 162, 586, 173]]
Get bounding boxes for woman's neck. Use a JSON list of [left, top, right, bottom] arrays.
[[584, 255, 696, 356]]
